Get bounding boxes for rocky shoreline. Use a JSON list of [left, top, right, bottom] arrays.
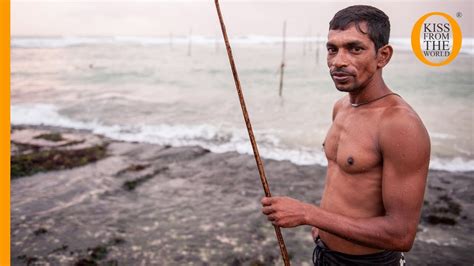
[[10, 125, 474, 265]]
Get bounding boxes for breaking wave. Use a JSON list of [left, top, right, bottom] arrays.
[[11, 104, 474, 172]]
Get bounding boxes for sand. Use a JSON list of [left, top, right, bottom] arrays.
[[10, 125, 474, 265]]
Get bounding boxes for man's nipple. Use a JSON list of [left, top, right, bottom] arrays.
[[347, 156, 354, 165]]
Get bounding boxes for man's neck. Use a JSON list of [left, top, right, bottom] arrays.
[[348, 73, 390, 106]]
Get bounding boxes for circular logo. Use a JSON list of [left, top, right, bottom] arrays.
[[411, 12, 462, 66]]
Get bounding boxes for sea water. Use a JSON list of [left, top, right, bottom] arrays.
[[10, 36, 474, 171]]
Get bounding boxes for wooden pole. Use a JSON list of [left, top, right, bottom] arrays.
[[315, 33, 320, 64], [302, 28, 306, 56], [188, 28, 192, 56], [279, 21, 286, 97], [169, 32, 173, 51], [215, 31, 219, 54], [213, 1, 291, 265], [308, 26, 312, 52]]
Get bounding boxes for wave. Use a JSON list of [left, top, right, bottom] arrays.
[[10, 104, 474, 172], [10, 35, 320, 48], [429, 157, 474, 172], [11, 36, 474, 55], [430, 132, 456, 140], [10, 104, 327, 166]]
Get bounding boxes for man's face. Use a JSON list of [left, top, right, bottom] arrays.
[[326, 23, 379, 92]]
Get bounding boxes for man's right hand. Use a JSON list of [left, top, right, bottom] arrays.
[[311, 227, 319, 241]]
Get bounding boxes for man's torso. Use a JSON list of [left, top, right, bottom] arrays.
[[319, 94, 409, 255]]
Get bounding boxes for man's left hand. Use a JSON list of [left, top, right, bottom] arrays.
[[261, 196, 309, 228]]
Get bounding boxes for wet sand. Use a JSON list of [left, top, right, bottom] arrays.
[[10, 125, 474, 265]]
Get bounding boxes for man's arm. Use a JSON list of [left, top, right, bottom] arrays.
[[262, 108, 430, 251]]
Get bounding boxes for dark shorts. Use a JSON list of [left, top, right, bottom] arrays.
[[313, 238, 406, 266]]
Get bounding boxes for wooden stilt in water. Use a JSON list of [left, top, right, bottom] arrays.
[[308, 26, 313, 52], [315, 33, 320, 65], [302, 30, 306, 56], [169, 32, 173, 51], [214, 1, 291, 265], [188, 28, 192, 56], [215, 31, 219, 54], [279, 21, 286, 97]]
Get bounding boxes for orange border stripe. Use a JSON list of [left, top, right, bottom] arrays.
[[1, 0, 11, 265]]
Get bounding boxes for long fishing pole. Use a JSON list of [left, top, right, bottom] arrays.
[[214, 1, 291, 265]]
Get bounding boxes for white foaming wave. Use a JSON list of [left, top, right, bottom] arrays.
[[11, 104, 232, 145], [386, 37, 474, 55], [11, 37, 117, 48], [10, 104, 327, 166], [429, 157, 474, 172], [10, 35, 315, 48], [11, 104, 93, 129], [11, 36, 474, 55], [11, 104, 473, 171], [430, 132, 456, 140], [417, 237, 458, 246]]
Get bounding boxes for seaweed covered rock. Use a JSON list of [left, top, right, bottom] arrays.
[[11, 127, 108, 178]]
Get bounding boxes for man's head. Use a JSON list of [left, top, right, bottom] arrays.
[[329, 5, 390, 51], [327, 5, 393, 92]]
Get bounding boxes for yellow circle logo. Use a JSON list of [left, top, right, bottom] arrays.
[[411, 12, 462, 66]]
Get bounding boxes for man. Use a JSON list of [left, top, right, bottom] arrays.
[[261, 5, 430, 265]]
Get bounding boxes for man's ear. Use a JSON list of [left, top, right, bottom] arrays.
[[377, 44, 393, 68]]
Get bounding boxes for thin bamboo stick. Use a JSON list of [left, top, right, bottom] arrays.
[[214, 1, 291, 265]]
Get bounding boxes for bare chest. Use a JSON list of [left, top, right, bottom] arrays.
[[323, 111, 382, 174]]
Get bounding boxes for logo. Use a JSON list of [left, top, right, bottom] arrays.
[[411, 12, 462, 66]]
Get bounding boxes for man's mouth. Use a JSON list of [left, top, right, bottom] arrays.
[[331, 72, 353, 83]]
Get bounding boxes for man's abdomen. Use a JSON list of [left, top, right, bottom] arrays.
[[319, 166, 385, 255]]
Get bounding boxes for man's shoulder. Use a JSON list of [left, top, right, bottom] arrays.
[[380, 99, 421, 126], [377, 98, 431, 178], [378, 99, 430, 151]]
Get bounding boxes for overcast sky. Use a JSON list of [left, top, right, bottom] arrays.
[[11, 0, 473, 38]]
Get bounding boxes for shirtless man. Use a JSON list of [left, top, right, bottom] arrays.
[[261, 5, 430, 265]]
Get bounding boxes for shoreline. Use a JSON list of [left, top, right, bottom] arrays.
[[10, 124, 474, 265], [10, 104, 474, 172]]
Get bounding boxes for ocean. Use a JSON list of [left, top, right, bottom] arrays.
[[10, 35, 474, 172]]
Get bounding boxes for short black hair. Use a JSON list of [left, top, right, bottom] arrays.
[[329, 5, 390, 51]]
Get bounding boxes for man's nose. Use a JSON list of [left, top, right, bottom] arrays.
[[331, 50, 349, 68]]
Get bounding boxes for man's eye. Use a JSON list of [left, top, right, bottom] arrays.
[[327, 48, 337, 54], [351, 47, 363, 53]]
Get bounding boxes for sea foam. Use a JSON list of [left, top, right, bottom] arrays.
[[10, 104, 473, 172]]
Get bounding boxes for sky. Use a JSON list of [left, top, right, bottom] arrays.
[[11, 0, 473, 38]]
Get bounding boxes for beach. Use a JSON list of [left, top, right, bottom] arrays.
[[9, 0, 474, 263], [10, 33, 474, 265], [10, 38, 474, 171], [10, 125, 474, 265]]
